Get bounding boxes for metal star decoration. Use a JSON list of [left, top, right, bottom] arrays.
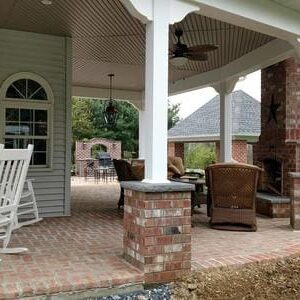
[[267, 94, 280, 124]]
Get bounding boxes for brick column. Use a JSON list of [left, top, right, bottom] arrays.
[[215, 141, 220, 162], [168, 142, 175, 157], [232, 141, 248, 163], [289, 172, 300, 230], [174, 143, 184, 161], [121, 181, 194, 283]]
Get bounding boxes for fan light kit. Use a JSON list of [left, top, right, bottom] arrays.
[[41, 0, 52, 5], [169, 29, 218, 67], [170, 56, 189, 67]]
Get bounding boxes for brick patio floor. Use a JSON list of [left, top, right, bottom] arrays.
[[0, 180, 300, 299]]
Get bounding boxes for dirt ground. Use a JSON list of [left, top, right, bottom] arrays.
[[172, 256, 300, 300]]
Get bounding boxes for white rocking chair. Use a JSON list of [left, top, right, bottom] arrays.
[[15, 179, 42, 230], [0, 144, 33, 255]]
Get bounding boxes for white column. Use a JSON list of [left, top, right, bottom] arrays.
[[143, 0, 170, 183], [220, 91, 233, 162], [214, 79, 238, 163], [121, 0, 200, 183], [138, 109, 146, 159]]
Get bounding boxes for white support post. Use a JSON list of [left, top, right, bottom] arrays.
[[122, 0, 200, 183], [143, 0, 169, 183], [220, 91, 232, 162], [138, 109, 146, 159], [213, 79, 238, 163]]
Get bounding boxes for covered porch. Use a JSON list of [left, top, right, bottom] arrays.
[[1, 0, 300, 297], [0, 181, 300, 299]]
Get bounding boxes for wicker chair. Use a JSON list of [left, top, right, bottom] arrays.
[[205, 163, 261, 231], [113, 159, 141, 209]]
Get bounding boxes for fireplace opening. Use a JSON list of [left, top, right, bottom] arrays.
[[260, 158, 282, 195]]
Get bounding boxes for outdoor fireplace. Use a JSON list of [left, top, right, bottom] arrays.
[[253, 58, 300, 198], [261, 158, 282, 195]]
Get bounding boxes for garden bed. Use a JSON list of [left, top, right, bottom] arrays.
[[172, 256, 300, 299]]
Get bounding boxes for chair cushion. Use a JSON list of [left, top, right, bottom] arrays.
[[131, 165, 144, 181], [168, 156, 185, 177], [168, 164, 181, 176]]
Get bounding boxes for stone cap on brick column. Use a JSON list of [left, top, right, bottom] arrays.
[[289, 172, 300, 178], [120, 181, 195, 192]]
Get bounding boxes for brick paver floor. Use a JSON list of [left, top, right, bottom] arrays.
[[0, 182, 142, 299], [0, 180, 300, 299]]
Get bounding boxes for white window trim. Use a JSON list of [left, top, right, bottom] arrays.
[[0, 72, 54, 171]]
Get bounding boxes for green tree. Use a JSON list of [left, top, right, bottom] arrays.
[[185, 143, 216, 169], [168, 101, 180, 129], [72, 97, 181, 157], [90, 100, 139, 155], [72, 98, 94, 141]]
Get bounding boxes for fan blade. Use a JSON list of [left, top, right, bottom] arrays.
[[188, 45, 218, 52], [186, 53, 208, 61]]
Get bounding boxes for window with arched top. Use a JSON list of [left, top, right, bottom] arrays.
[[1, 73, 53, 169], [5, 78, 48, 100]]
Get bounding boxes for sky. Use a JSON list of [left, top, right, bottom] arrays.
[[169, 70, 261, 119]]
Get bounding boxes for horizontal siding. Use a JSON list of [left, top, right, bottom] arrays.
[[0, 29, 68, 217]]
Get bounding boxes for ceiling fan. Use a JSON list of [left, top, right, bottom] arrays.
[[169, 29, 218, 67]]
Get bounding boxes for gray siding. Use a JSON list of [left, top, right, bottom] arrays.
[[0, 29, 70, 217]]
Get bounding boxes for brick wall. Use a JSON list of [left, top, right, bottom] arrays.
[[168, 142, 184, 160], [75, 138, 122, 176], [253, 58, 300, 196], [75, 138, 121, 161], [289, 173, 300, 229], [215, 140, 248, 163], [168, 142, 175, 157], [123, 189, 191, 283], [232, 141, 248, 163]]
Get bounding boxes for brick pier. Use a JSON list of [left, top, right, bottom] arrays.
[[289, 173, 300, 230], [121, 181, 194, 283]]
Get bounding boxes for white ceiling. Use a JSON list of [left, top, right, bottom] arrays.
[[0, 0, 274, 92]]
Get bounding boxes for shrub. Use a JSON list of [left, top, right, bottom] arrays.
[[185, 143, 216, 169]]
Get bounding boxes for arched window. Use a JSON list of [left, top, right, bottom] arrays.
[[1, 73, 53, 168], [5, 78, 48, 100]]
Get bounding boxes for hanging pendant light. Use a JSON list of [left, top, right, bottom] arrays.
[[104, 74, 118, 125]]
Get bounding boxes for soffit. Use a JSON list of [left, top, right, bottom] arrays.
[[271, 0, 300, 13], [0, 0, 274, 91]]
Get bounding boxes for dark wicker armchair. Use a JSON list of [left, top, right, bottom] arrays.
[[113, 159, 142, 209], [205, 163, 261, 231]]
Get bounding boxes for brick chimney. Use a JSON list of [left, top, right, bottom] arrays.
[[253, 58, 300, 196]]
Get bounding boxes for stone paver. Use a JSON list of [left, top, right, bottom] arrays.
[[0, 180, 300, 299]]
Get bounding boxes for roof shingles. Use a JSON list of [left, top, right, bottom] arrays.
[[168, 90, 261, 139]]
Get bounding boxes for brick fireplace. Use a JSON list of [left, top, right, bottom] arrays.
[[254, 58, 300, 197], [253, 58, 300, 217]]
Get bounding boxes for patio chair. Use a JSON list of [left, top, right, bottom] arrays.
[[205, 163, 261, 231], [15, 179, 42, 229], [113, 159, 141, 209], [0, 144, 33, 254]]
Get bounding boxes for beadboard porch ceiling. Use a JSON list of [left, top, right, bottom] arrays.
[[0, 0, 275, 92]]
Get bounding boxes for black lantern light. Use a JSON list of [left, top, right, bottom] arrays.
[[104, 74, 118, 125]]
